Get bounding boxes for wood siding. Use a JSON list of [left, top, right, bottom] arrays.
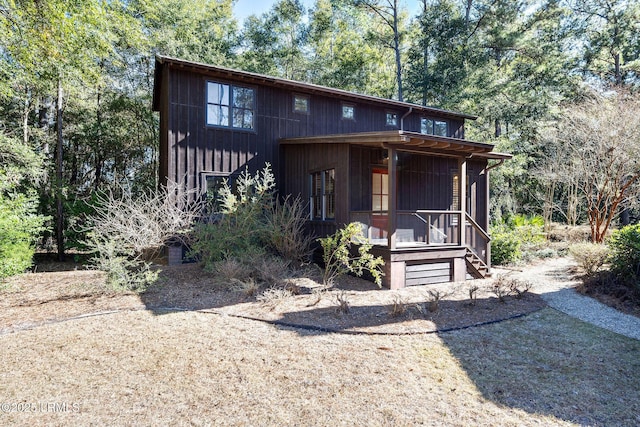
[[157, 65, 469, 194]]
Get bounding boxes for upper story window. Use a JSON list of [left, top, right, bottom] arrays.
[[386, 112, 398, 127], [341, 103, 355, 120], [206, 81, 255, 130], [293, 94, 310, 114], [420, 117, 448, 136]]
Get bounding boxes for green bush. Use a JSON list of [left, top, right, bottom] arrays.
[[191, 165, 314, 272], [608, 224, 640, 290], [491, 224, 522, 265], [490, 215, 545, 266], [0, 202, 43, 279], [569, 242, 608, 276], [318, 222, 384, 287], [0, 134, 47, 279]]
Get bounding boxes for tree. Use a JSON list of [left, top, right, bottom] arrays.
[[351, 0, 408, 100], [548, 91, 640, 243]]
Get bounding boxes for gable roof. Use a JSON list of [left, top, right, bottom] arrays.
[[152, 55, 478, 121]]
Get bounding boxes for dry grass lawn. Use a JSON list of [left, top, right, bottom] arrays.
[[1, 259, 639, 426]]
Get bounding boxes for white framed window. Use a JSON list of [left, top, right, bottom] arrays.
[[310, 169, 335, 220], [206, 81, 255, 129]]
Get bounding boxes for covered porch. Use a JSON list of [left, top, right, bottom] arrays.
[[280, 130, 510, 288]]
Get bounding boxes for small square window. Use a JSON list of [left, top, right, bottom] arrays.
[[420, 118, 434, 134], [386, 112, 398, 126], [434, 120, 448, 136], [293, 94, 309, 113], [342, 104, 355, 120]]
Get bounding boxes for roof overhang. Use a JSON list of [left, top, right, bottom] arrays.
[[153, 55, 478, 120], [280, 131, 509, 158]]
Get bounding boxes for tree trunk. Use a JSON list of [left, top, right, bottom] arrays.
[[393, 0, 403, 102], [56, 79, 65, 261], [494, 119, 502, 138]]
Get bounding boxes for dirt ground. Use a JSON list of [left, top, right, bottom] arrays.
[[2, 260, 546, 336], [1, 258, 639, 426]]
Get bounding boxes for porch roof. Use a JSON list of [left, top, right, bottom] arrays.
[[279, 131, 511, 158]]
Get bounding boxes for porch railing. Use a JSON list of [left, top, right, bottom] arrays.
[[465, 213, 491, 265], [350, 210, 462, 247]]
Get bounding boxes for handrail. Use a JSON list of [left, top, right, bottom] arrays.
[[465, 213, 490, 242]]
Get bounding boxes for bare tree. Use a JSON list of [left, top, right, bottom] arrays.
[[551, 91, 640, 242]]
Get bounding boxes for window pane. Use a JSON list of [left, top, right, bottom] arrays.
[[434, 120, 448, 136], [342, 105, 354, 120], [372, 195, 382, 211], [381, 195, 388, 211], [421, 118, 433, 134], [208, 83, 229, 105], [324, 169, 335, 194], [233, 87, 254, 108], [207, 105, 229, 126], [386, 113, 398, 126], [326, 194, 335, 219], [294, 95, 309, 113], [381, 173, 388, 194], [372, 172, 382, 194]]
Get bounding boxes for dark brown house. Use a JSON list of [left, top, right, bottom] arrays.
[[152, 55, 509, 289]]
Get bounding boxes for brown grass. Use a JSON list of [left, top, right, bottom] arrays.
[[0, 260, 639, 425]]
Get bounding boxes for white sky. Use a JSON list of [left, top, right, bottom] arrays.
[[233, 0, 422, 24]]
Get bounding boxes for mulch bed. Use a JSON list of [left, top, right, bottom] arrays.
[[2, 262, 546, 335]]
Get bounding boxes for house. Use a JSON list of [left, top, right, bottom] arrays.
[[152, 55, 510, 289]]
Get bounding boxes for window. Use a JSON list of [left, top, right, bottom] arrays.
[[420, 117, 448, 136], [434, 120, 448, 136], [202, 172, 239, 214], [206, 81, 255, 129], [372, 169, 389, 212], [310, 169, 335, 220], [386, 112, 398, 127], [341, 104, 355, 120], [293, 94, 309, 113]]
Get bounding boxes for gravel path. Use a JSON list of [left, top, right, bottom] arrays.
[[503, 257, 640, 341]]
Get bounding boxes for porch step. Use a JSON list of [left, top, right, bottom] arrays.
[[465, 248, 490, 279]]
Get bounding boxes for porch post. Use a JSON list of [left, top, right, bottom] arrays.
[[388, 147, 397, 250], [459, 157, 467, 247], [485, 167, 491, 270]]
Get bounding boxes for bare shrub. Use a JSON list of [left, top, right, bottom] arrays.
[[468, 284, 480, 305], [509, 279, 533, 299], [389, 294, 407, 317], [490, 277, 511, 303], [335, 291, 350, 314], [426, 289, 453, 312], [307, 288, 325, 307], [87, 180, 203, 291], [253, 255, 292, 287], [569, 242, 608, 275], [265, 195, 315, 262], [257, 287, 294, 310], [210, 257, 254, 283], [230, 278, 260, 297]]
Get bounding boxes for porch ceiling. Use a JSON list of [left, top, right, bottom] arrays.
[[279, 130, 507, 157]]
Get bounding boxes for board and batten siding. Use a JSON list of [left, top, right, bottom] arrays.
[[157, 65, 467, 195]]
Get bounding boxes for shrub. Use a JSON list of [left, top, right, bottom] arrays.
[[608, 225, 640, 291], [491, 215, 546, 266], [264, 195, 314, 262], [318, 222, 385, 287], [569, 243, 608, 276], [491, 224, 522, 265], [86, 181, 202, 291], [191, 165, 275, 267], [0, 193, 47, 279]]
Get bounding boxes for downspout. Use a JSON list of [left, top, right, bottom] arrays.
[[400, 107, 413, 131], [485, 158, 506, 172]]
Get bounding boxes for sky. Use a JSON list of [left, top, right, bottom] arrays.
[[233, 0, 422, 24]]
